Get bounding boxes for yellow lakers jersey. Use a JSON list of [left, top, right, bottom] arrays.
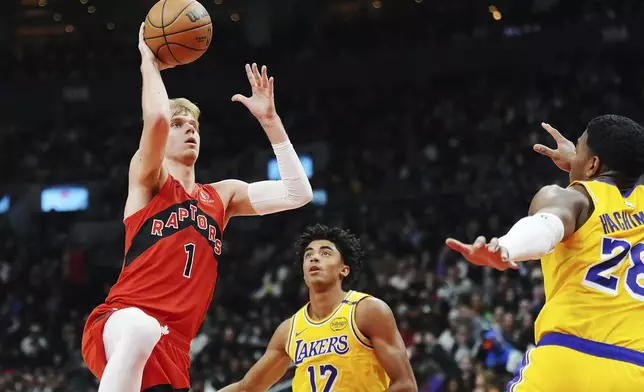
[[286, 290, 390, 392], [536, 179, 644, 350]]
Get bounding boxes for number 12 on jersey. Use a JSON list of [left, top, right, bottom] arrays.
[[582, 237, 644, 300], [307, 364, 339, 392]]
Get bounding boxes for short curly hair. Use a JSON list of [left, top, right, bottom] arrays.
[[294, 224, 364, 285], [586, 114, 644, 177]]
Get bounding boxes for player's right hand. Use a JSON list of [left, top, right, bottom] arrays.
[[533, 122, 576, 172], [138, 23, 173, 71], [445, 237, 518, 271]]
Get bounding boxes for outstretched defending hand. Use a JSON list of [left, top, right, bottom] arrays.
[[533, 122, 576, 172], [138, 23, 173, 71], [232, 63, 277, 123], [445, 237, 518, 271]]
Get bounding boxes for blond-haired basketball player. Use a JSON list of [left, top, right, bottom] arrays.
[[81, 24, 313, 392]]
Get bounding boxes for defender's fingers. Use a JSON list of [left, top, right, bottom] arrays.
[[473, 236, 487, 249], [533, 144, 557, 158], [542, 122, 565, 141], [445, 238, 471, 255], [487, 238, 500, 253]]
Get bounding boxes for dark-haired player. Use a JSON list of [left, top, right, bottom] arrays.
[[81, 26, 313, 392], [447, 116, 644, 390], [219, 224, 417, 392]]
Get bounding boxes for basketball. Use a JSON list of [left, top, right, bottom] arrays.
[[144, 0, 213, 67]]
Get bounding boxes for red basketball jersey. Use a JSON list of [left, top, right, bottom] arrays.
[[104, 174, 225, 342]]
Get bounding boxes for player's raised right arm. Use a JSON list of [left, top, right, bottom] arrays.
[[132, 23, 172, 188], [217, 319, 292, 392]]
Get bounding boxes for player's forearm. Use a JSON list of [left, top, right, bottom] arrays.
[[140, 60, 171, 128], [259, 115, 288, 145], [247, 140, 313, 215]]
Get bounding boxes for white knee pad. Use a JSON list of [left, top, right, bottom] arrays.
[[103, 307, 162, 360]]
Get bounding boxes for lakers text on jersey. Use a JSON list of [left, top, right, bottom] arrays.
[[286, 291, 390, 392], [508, 179, 644, 392]]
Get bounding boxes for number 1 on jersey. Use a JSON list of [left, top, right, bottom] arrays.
[[183, 243, 196, 278], [307, 364, 339, 392]]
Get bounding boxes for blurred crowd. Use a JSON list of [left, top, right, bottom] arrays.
[[3, 52, 642, 391], [3, 3, 644, 391]]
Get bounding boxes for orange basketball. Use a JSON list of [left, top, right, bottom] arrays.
[[144, 0, 213, 67]]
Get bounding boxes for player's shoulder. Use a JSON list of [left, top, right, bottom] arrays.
[[353, 296, 397, 338], [277, 317, 292, 331], [529, 183, 593, 221], [272, 317, 293, 346], [535, 184, 591, 205], [354, 295, 392, 318], [536, 183, 584, 196]]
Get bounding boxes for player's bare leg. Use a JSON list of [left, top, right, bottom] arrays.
[[98, 308, 163, 392]]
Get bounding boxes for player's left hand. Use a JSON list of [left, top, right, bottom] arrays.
[[232, 63, 277, 121], [445, 237, 518, 271]]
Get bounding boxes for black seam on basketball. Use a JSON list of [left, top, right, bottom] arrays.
[[161, 0, 180, 64], [163, 42, 209, 51], [144, 21, 212, 40], [146, 13, 162, 29], [163, 0, 198, 29], [154, 42, 164, 59], [161, 0, 168, 48], [167, 44, 180, 64]]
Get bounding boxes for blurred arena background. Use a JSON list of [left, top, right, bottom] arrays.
[[2, 0, 644, 390]]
